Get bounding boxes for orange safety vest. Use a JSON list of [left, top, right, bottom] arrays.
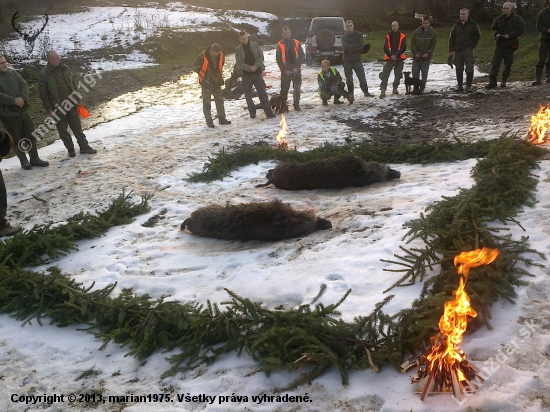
[[384, 32, 406, 61], [198, 51, 224, 84], [277, 39, 300, 71]]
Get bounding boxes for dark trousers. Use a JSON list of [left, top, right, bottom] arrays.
[[454, 47, 475, 74], [490, 47, 515, 80], [55, 106, 89, 150], [280, 71, 301, 108], [343, 60, 368, 93], [536, 40, 550, 78], [412, 58, 431, 89], [201, 86, 226, 124], [0, 169, 6, 227], [380, 59, 404, 91], [0, 112, 36, 158], [242, 73, 273, 117]]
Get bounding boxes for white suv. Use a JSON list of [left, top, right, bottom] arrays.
[[305, 17, 346, 66]]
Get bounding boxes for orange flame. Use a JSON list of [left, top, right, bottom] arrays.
[[527, 104, 550, 144], [276, 114, 289, 150], [428, 248, 499, 372]]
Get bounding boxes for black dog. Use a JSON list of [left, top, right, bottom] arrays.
[[403, 71, 423, 95], [269, 94, 288, 114]]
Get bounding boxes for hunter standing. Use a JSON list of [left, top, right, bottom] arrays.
[[448, 8, 481, 93], [342, 20, 372, 97], [486, 2, 524, 89], [194, 43, 231, 128], [235, 31, 275, 119], [379, 21, 406, 98], [0, 55, 49, 170], [38, 50, 97, 156], [411, 16, 437, 93], [276, 26, 305, 111]]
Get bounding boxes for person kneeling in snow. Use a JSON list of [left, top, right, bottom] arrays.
[[317, 59, 353, 105], [194, 43, 231, 128]]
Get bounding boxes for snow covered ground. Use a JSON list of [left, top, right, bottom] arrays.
[[2, 2, 276, 70], [1, 5, 550, 412]]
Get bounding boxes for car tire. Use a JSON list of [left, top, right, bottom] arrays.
[[316, 29, 335, 50]]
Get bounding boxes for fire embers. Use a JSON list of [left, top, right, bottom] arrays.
[[256, 156, 401, 190], [403, 247, 499, 401], [527, 104, 550, 144], [181, 200, 331, 241]]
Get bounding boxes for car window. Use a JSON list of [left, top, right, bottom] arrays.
[[310, 19, 344, 34]]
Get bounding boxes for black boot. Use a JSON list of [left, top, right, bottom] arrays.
[[485, 75, 497, 89], [16, 150, 31, 170], [360, 83, 372, 97], [546, 64, 550, 83], [500, 77, 507, 87], [29, 141, 49, 167], [454, 71, 464, 92], [465, 72, 474, 93], [532, 66, 543, 86]]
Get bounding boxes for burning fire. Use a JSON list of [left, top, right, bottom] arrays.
[[276, 114, 289, 150], [403, 247, 499, 401], [527, 104, 550, 144]]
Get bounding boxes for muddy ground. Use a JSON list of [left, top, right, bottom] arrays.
[[338, 83, 550, 145]]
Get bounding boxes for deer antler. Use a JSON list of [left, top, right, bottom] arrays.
[[11, 10, 49, 43]]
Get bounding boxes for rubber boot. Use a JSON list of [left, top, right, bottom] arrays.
[[16, 150, 31, 170], [29, 141, 49, 167], [500, 77, 507, 88], [392, 84, 399, 95], [379, 88, 386, 98], [465, 72, 474, 93], [532, 66, 543, 86], [454, 71, 464, 92], [485, 75, 497, 89]]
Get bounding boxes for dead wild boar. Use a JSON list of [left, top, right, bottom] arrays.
[[181, 200, 332, 241], [256, 156, 401, 190]]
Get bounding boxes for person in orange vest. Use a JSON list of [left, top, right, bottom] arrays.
[[379, 21, 407, 98], [193, 43, 231, 128], [276, 26, 305, 111]]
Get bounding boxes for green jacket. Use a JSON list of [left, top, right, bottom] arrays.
[[342, 31, 365, 63], [235, 41, 265, 75], [491, 12, 524, 49], [449, 18, 481, 52], [0, 70, 30, 117], [411, 26, 437, 58], [38, 63, 81, 112], [536, 7, 550, 42]]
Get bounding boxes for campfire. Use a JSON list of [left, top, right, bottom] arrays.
[[401, 247, 499, 401], [276, 114, 289, 150], [527, 104, 550, 144]]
